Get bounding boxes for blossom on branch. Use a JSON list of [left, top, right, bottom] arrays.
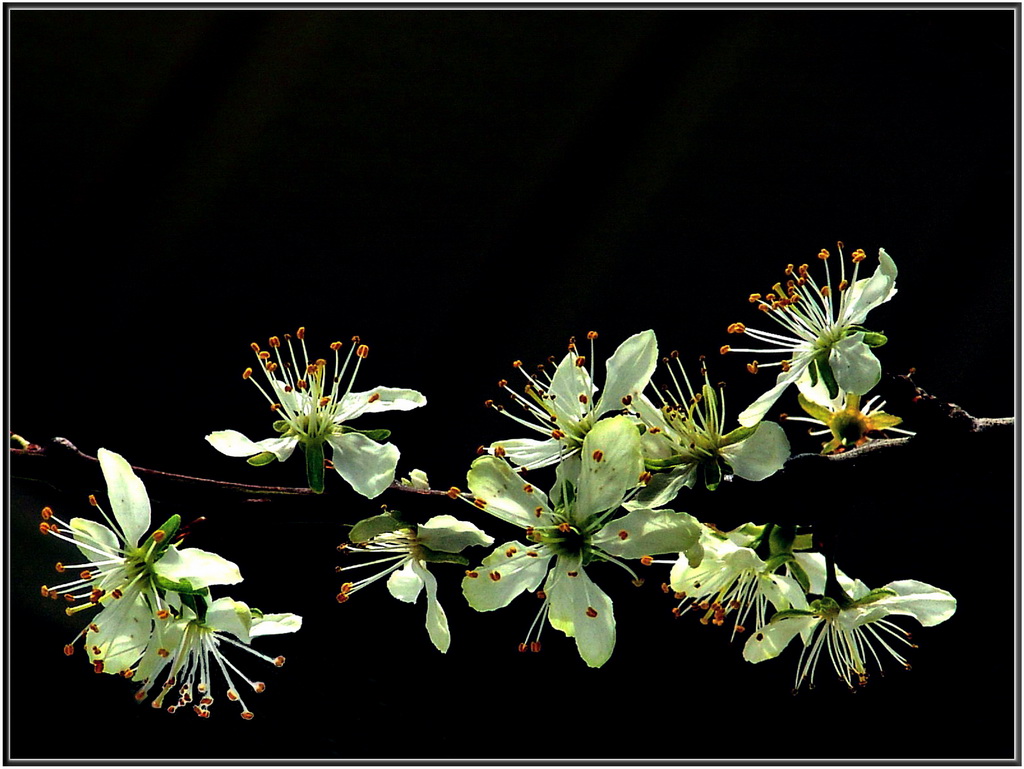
[[206, 328, 426, 496]]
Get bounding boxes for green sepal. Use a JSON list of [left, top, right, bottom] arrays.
[[644, 455, 685, 471], [868, 411, 903, 430], [767, 607, 817, 623], [247, 451, 278, 466], [155, 574, 211, 598], [272, 420, 290, 434], [418, 546, 470, 566], [815, 354, 839, 400], [349, 512, 404, 544], [179, 591, 209, 623], [797, 393, 834, 424], [721, 424, 757, 447], [793, 533, 815, 551], [768, 523, 796, 557], [862, 332, 888, 347], [141, 515, 181, 560], [338, 425, 392, 443], [702, 460, 723, 491], [304, 440, 325, 494], [763, 553, 794, 573], [787, 559, 811, 594], [808, 356, 819, 387], [849, 587, 898, 608]]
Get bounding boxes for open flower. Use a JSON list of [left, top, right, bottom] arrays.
[[485, 330, 658, 472], [336, 513, 493, 652], [724, 245, 897, 426], [743, 577, 956, 692], [206, 328, 426, 496], [784, 390, 913, 454], [663, 522, 820, 639], [633, 351, 789, 502], [39, 449, 241, 675], [131, 595, 301, 719], [462, 415, 702, 667]]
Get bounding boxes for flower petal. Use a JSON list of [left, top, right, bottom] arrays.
[[593, 508, 702, 560], [842, 248, 898, 325], [593, 330, 658, 419], [849, 579, 957, 628], [69, 517, 120, 562], [249, 612, 303, 637], [87, 596, 154, 674], [743, 612, 819, 664], [545, 559, 616, 668], [720, 420, 790, 482], [417, 515, 494, 554], [205, 429, 265, 458], [829, 333, 881, 396], [97, 448, 151, 547], [335, 387, 427, 422], [387, 560, 425, 603], [547, 351, 595, 425], [462, 542, 552, 611], [205, 597, 253, 643], [488, 437, 563, 469], [413, 560, 450, 653], [326, 432, 400, 498], [737, 356, 810, 427], [153, 546, 243, 589], [465, 455, 553, 528], [575, 414, 643, 522], [628, 464, 698, 509]]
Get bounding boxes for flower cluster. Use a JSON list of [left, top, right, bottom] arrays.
[[40, 449, 301, 719], [35, 247, 962, 722]]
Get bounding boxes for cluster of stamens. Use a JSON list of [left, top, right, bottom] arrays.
[[245, 328, 369, 442]]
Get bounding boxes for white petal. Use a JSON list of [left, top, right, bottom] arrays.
[[489, 437, 563, 469], [413, 560, 450, 653], [417, 515, 494, 553], [387, 560, 425, 603], [737, 357, 810, 427], [628, 464, 698, 510], [593, 508, 702, 560], [69, 517, 120, 561], [842, 248, 898, 325], [205, 596, 253, 643], [593, 330, 658, 419], [546, 559, 616, 668], [720, 420, 790, 481], [87, 596, 154, 674], [743, 613, 819, 663], [326, 432, 400, 498], [547, 352, 594, 424], [829, 333, 881, 396], [850, 579, 957, 628], [465, 455, 553, 528], [462, 542, 552, 611], [575, 414, 643, 522], [256, 436, 299, 462], [249, 612, 303, 637], [205, 429, 266, 458], [153, 546, 243, 589], [97, 448, 151, 547]]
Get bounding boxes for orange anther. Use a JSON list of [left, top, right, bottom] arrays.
[[780, 360, 792, 373], [746, 361, 759, 374], [522, 484, 534, 493], [79, 570, 93, 580], [551, 429, 565, 439], [152, 530, 166, 542], [566, 570, 579, 577], [530, 642, 542, 653], [336, 593, 350, 603], [258, 351, 271, 360], [269, 336, 281, 348], [512, 360, 522, 368], [579, 394, 589, 404], [93, 661, 104, 674], [63, 644, 75, 656], [156, 609, 170, 619], [505, 547, 517, 558], [618, 530, 629, 540], [251, 342, 261, 353], [727, 323, 746, 334], [518, 642, 528, 653], [639, 471, 653, 485], [473, 498, 487, 509], [242, 367, 253, 380], [88, 494, 98, 506], [640, 556, 654, 566], [748, 293, 762, 303], [575, 356, 586, 367], [720, 345, 731, 355], [296, 326, 306, 340], [493, 446, 507, 458], [852, 249, 866, 263], [587, 331, 598, 340], [465, 570, 479, 579], [41, 506, 53, 519], [585, 607, 598, 618], [356, 345, 369, 359], [591, 450, 604, 462], [534, 507, 544, 517], [818, 249, 830, 260], [241, 711, 255, 721], [557, 522, 572, 533], [489, 571, 502, 582], [255, 682, 266, 693], [273, 656, 286, 667]]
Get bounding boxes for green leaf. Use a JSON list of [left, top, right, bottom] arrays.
[[861, 331, 888, 347], [304, 441, 325, 494], [339, 425, 392, 443], [247, 451, 278, 467], [349, 512, 403, 543]]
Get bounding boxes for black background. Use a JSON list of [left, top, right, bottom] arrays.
[[7, 6, 1018, 762]]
